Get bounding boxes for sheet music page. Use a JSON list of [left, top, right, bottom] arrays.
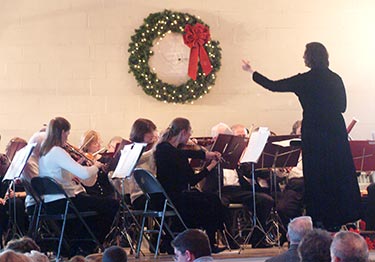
[[272, 138, 301, 148], [112, 143, 146, 179], [240, 127, 270, 163], [3, 142, 36, 181]]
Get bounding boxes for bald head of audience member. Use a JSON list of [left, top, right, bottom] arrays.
[[298, 229, 332, 262], [211, 123, 232, 139], [330, 231, 369, 262], [287, 216, 313, 245]]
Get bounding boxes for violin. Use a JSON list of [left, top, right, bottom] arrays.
[[64, 142, 96, 166]]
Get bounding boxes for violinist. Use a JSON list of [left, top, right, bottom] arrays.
[[38, 117, 119, 249], [124, 118, 158, 210], [79, 130, 115, 198], [0, 137, 28, 246], [154, 117, 226, 253]]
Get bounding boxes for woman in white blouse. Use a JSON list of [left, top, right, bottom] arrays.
[[38, 117, 119, 251]]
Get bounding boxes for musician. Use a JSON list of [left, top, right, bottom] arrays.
[[276, 120, 305, 228], [22, 128, 46, 215], [79, 130, 115, 198], [242, 42, 361, 230], [107, 136, 124, 153], [201, 123, 274, 247], [0, 138, 29, 245], [124, 118, 158, 210], [154, 117, 226, 253], [0, 152, 11, 247], [38, 117, 119, 246]]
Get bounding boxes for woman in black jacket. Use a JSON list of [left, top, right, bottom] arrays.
[[242, 42, 361, 231]]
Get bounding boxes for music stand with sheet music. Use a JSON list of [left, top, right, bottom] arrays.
[[350, 140, 375, 172], [210, 134, 249, 201], [238, 127, 270, 252], [254, 135, 301, 247], [2, 142, 36, 241], [105, 143, 146, 254]]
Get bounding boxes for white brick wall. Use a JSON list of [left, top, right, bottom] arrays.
[[0, 0, 374, 150]]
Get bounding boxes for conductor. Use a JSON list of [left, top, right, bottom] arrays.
[[242, 42, 361, 231]]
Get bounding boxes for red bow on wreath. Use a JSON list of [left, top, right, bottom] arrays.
[[183, 23, 213, 80]]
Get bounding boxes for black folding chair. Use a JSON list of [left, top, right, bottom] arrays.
[[31, 176, 103, 261], [20, 178, 41, 238], [133, 168, 188, 258]]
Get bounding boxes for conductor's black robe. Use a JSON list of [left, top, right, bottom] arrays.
[[253, 68, 361, 229]]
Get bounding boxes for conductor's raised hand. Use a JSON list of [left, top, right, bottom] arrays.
[[205, 151, 221, 161], [242, 60, 254, 74]]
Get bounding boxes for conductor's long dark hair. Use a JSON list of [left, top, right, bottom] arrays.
[[304, 42, 329, 69]]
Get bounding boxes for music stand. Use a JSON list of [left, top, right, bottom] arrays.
[[254, 135, 301, 247], [210, 134, 249, 200], [350, 141, 375, 172], [347, 118, 358, 141], [2, 142, 36, 241], [105, 143, 146, 254], [239, 127, 270, 252], [209, 134, 249, 249]]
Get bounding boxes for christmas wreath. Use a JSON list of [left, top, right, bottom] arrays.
[[128, 10, 222, 104]]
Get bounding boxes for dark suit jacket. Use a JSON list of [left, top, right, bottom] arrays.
[[265, 244, 299, 262]]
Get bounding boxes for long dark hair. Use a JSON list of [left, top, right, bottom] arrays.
[[40, 117, 71, 156], [159, 117, 190, 143], [129, 118, 156, 143], [304, 42, 329, 69]]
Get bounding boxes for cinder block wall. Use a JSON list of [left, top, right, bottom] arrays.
[[0, 0, 374, 149]]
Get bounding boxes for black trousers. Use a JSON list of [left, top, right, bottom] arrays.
[[172, 191, 225, 246], [44, 193, 119, 243]]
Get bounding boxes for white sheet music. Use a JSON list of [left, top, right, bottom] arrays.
[[272, 138, 301, 148], [240, 127, 270, 164], [112, 143, 146, 179], [3, 142, 36, 181]]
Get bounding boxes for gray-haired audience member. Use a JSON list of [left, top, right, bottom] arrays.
[[265, 216, 313, 262], [298, 229, 332, 262], [102, 246, 127, 262], [172, 229, 214, 262], [330, 231, 369, 262]]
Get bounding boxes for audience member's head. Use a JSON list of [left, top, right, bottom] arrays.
[[287, 216, 313, 245], [102, 246, 127, 262], [4, 237, 41, 253], [330, 231, 369, 262], [85, 253, 103, 262], [211, 122, 232, 139], [231, 124, 249, 137], [68, 255, 86, 262], [298, 229, 332, 262], [171, 229, 211, 262], [0, 250, 31, 262], [24, 250, 49, 262]]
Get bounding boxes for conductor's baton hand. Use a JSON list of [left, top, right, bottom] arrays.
[[242, 59, 254, 74]]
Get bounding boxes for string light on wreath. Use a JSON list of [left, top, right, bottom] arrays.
[[128, 10, 222, 104]]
